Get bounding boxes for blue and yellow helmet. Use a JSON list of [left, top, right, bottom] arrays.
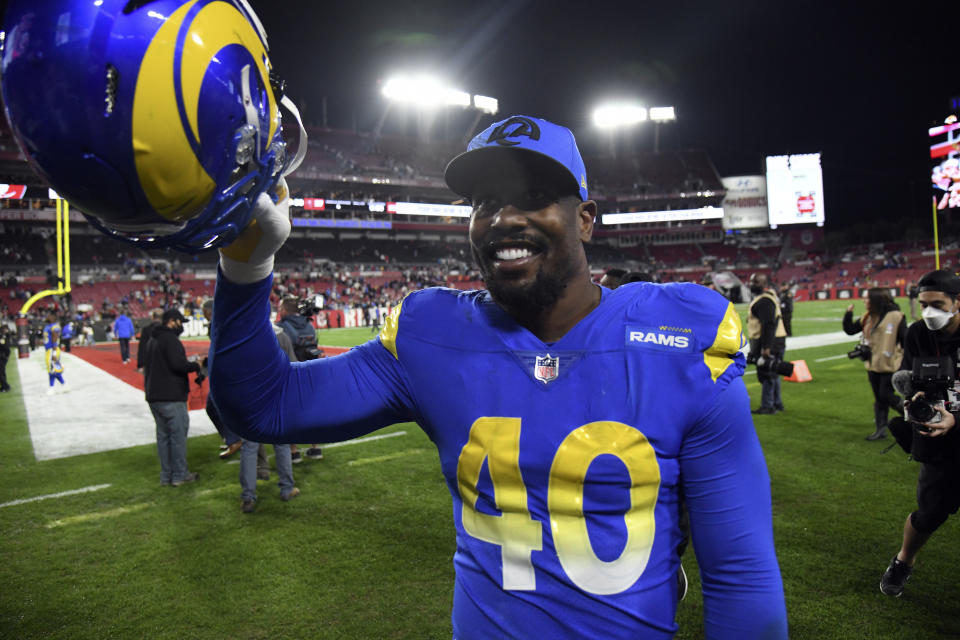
[[0, 0, 306, 252]]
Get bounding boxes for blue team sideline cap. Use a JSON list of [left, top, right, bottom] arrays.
[[444, 115, 589, 202]]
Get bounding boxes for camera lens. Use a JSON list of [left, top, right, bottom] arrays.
[[911, 400, 936, 424]]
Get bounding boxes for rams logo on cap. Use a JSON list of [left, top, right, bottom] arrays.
[[487, 116, 540, 147]]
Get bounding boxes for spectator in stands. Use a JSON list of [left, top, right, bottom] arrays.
[[748, 273, 787, 414], [598, 267, 626, 289], [113, 307, 135, 364], [843, 288, 906, 440], [143, 309, 201, 487]]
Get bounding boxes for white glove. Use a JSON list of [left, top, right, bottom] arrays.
[[218, 177, 291, 284]]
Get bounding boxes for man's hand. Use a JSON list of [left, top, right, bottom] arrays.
[[218, 178, 291, 284], [907, 391, 956, 437], [846, 304, 854, 312]]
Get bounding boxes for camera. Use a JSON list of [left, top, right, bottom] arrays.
[[297, 298, 319, 317], [746, 351, 795, 377], [905, 356, 954, 425], [847, 343, 872, 361]]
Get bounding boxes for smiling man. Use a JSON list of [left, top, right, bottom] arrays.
[[209, 115, 787, 639]]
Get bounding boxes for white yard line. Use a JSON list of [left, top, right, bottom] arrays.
[[224, 430, 409, 464], [323, 431, 408, 448], [814, 354, 850, 363], [785, 331, 856, 351], [17, 350, 216, 461], [0, 483, 111, 509]]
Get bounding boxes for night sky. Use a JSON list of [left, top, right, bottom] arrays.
[[254, 1, 950, 232]]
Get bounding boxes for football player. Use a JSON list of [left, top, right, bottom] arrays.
[[208, 116, 788, 638], [46, 344, 67, 395], [42, 313, 60, 354]]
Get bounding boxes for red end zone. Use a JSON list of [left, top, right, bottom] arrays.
[[70, 341, 349, 411]]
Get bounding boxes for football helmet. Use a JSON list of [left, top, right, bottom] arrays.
[[0, 0, 306, 252]]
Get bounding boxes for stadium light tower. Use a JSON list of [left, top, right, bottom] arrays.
[[378, 74, 498, 141], [592, 102, 676, 152]]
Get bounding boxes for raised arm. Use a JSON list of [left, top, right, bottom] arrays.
[[209, 185, 417, 445], [680, 381, 788, 639], [842, 307, 863, 335]]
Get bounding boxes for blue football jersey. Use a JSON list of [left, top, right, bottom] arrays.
[[43, 322, 60, 349], [210, 275, 787, 639]]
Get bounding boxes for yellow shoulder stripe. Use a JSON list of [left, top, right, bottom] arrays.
[[703, 302, 745, 383], [379, 298, 404, 360]]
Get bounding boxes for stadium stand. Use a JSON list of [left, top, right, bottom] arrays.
[[1, 122, 957, 324]]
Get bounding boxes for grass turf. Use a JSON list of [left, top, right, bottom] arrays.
[[2, 296, 958, 638]]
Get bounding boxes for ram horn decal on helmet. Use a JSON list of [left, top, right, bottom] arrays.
[[0, 0, 307, 253]]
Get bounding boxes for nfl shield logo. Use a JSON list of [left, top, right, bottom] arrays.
[[534, 354, 559, 384]]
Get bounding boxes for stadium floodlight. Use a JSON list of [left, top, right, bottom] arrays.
[[592, 103, 648, 129], [650, 106, 676, 123], [474, 95, 499, 115], [381, 75, 472, 109]]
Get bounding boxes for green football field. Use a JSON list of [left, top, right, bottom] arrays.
[[2, 296, 958, 639]]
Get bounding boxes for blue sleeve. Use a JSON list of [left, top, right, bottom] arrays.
[[208, 271, 417, 444], [680, 381, 788, 639]]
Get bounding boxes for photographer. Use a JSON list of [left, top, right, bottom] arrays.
[[747, 273, 789, 414], [879, 270, 960, 597], [275, 296, 324, 462], [842, 288, 907, 440]]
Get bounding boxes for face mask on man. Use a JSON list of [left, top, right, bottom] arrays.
[[750, 284, 764, 294], [922, 305, 956, 331]]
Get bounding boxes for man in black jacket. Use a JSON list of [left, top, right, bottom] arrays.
[[0, 325, 12, 392], [144, 308, 201, 486], [747, 273, 787, 414]]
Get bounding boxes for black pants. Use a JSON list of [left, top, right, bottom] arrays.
[[0, 356, 8, 390], [118, 337, 130, 361], [912, 455, 960, 534], [868, 370, 902, 429]]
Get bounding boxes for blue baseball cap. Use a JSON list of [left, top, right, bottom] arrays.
[[444, 115, 588, 202]]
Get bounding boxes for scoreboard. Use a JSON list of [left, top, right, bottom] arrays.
[[764, 153, 825, 227]]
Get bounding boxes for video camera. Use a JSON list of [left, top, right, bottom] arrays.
[[904, 356, 954, 426], [847, 343, 872, 362], [888, 356, 958, 463], [746, 351, 795, 377], [297, 298, 319, 317]]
